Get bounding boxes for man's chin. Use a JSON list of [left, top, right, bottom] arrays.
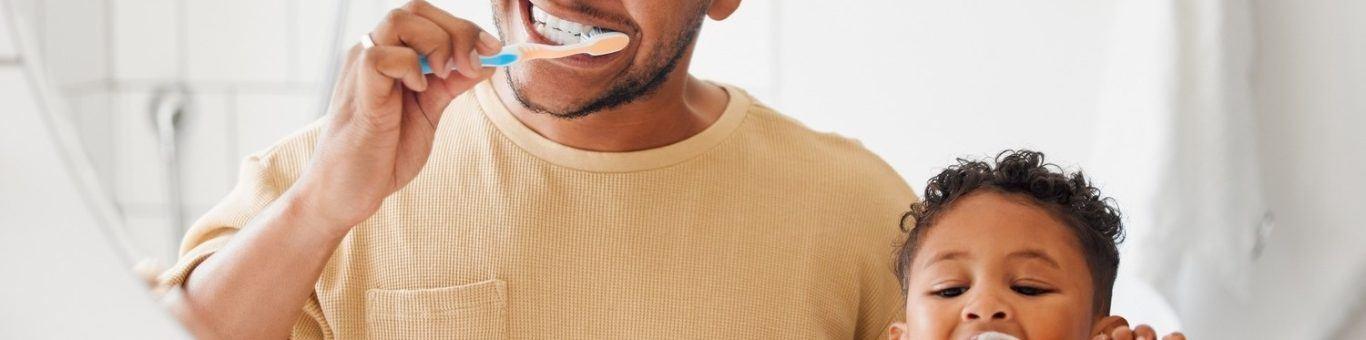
[[502, 51, 674, 119], [521, 99, 599, 118], [506, 82, 605, 118]]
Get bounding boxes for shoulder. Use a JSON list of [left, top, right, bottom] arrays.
[[736, 97, 915, 202]]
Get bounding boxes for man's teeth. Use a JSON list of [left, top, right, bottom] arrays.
[[530, 5, 613, 45]]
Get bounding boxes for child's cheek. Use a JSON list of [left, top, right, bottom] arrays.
[[1014, 306, 1092, 340], [906, 297, 959, 339]]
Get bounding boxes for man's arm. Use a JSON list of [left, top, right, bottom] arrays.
[[175, 189, 345, 338], [162, 1, 503, 338]]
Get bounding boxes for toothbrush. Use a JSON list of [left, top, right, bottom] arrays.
[[419, 31, 630, 74], [973, 332, 1020, 340]]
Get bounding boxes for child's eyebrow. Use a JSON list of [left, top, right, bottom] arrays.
[[924, 250, 969, 266], [1007, 249, 1061, 269]]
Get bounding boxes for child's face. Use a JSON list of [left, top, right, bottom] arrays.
[[890, 191, 1107, 340]]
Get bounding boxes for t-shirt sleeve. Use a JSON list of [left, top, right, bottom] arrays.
[[155, 152, 286, 288], [155, 122, 328, 338]]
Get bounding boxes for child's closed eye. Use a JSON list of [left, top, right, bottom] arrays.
[[931, 287, 967, 298], [1010, 285, 1054, 296]]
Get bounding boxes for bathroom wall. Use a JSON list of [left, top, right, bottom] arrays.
[[0, 2, 13, 59], [14, 0, 339, 263]]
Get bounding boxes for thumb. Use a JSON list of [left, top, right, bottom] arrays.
[[438, 66, 496, 98], [412, 67, 494, 126]]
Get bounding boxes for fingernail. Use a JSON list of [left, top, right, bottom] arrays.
[[436, 59, 450, 79], [468, 50, 483, 75], [479, 31, 501, 52], [454, 57, 475, 78]]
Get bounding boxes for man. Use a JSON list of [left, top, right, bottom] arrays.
[[160, 0, 914, 338]]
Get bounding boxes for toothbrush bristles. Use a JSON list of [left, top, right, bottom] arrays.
[[586, 27, 608, 39]]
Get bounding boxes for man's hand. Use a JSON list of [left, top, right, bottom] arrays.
[[295, 0, 502, 234], [172, 2, 504, 339]]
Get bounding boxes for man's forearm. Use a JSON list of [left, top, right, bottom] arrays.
[[176, 188, 348, 339]]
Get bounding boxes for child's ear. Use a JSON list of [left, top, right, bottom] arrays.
[[888, 322, 908, 340], [1091, 315, 1129, 337]]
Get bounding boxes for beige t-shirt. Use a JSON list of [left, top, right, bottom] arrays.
[[161, 81, 917, 339]]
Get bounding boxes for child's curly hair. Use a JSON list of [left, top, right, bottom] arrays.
[[895, 149, 1125, 314]]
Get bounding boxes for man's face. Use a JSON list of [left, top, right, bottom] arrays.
[[891, 192, 1099, 340], [490, 0, 711, 118]]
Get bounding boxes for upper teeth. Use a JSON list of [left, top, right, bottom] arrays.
[[530, 5, 612, 45]]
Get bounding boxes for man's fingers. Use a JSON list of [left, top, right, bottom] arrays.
[[359, 46, 426, 101], [1132, 324, 1157, 340], [404, 0, 501, 77], [1161, 332, 1186, 340], [372, 8, 454, 79], [329, 45, 366, 122], [399, 92, 438, 157], [344, 0, 495, 132]]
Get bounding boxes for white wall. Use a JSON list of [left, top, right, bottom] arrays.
[[13, 0, 340, 263], [0, 1, 13, 59], [770, 1, 1117, 185]]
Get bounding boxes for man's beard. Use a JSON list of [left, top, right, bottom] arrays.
[[502, 10, 706, 120]]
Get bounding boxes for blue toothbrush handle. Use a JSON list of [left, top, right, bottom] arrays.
[[419, 50, 521, 74]]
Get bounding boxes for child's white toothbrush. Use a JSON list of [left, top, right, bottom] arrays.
[[973, 332, 1020, 340], [419, 30, 629, 74]]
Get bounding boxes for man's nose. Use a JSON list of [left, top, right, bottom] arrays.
[[961, 295, 1013, 321]]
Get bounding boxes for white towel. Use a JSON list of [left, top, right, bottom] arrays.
[[1089, 0, 1269, 319]]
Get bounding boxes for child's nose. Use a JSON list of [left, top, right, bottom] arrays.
[[964, 310, 1009, 321], [962, 297, 1012, 321]]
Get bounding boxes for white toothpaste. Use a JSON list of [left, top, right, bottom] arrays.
[[974, 331, 1021, 340]]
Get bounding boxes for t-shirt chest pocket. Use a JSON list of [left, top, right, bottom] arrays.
[[364, 279, 508, 339]]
